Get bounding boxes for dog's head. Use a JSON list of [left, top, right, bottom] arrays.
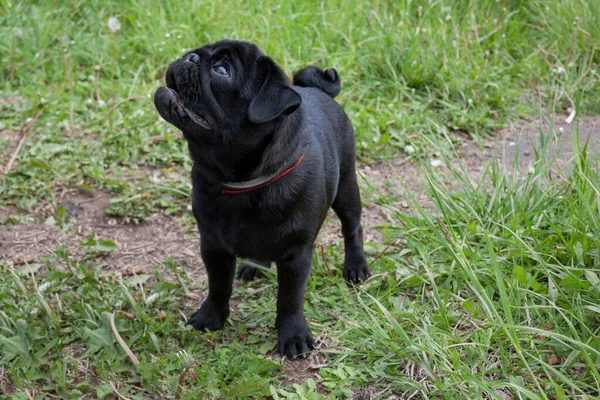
[[154, 40, 301, 145]]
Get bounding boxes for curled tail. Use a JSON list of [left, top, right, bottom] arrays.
[[293, 66, 341, 98]]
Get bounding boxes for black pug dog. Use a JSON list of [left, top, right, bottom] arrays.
[[154, 40, 371, 358]]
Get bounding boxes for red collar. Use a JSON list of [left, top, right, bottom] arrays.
[[220, 154, 305, 195]]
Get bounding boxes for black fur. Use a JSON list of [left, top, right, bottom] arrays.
[[293, 66, 341, 98], [154, 40, 370, 359]]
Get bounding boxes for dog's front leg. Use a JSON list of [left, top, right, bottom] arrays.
[[275, 246, 315, 358], [187, 242, 235, 332]]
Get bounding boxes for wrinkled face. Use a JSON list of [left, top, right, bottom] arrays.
[[154, 40, 301, 145]]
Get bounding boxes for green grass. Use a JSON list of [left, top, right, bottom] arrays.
[[1, 0, 600, 399], [1, 0, 599, 218], [2, 122, 600, 398]]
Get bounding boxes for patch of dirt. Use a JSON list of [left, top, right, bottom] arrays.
[[281, 351, 328, 388], [59, 191, 200, 271], [495, 116, 600, 174], [0, 223, 80, 263], [0, 205, 20, 223], [0, 190, 201, 280]]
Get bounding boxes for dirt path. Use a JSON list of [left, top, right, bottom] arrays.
[[1, 191, 200, 275]]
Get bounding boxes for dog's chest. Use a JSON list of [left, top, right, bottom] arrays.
[[197, 195, 314, 259]]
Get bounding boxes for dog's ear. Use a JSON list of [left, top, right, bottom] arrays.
[[248, 58, 301, 124]]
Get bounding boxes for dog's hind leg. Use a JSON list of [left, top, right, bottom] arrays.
[[238, 259, 272, 281], [331, 170, 371, 282]]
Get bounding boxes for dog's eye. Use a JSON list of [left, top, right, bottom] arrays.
[[213, 64, 230, 77]]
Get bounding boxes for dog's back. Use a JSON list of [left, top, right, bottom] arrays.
[[293, 66, 341, 98]]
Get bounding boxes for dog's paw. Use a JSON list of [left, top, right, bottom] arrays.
[[237, 261, 271, 281], [186, 301, 229, 331], [237, 263, 265, 281], [277, 316, 315, 359], [343, 261, 372, 283]]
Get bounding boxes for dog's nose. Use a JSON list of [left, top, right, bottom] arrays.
[[182, 53, 200, 64]]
